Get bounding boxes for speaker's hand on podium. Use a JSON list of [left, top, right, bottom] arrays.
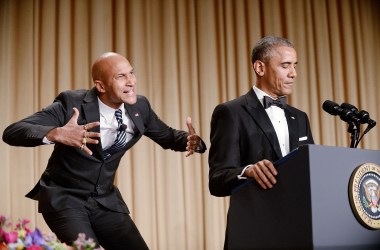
[[244, 159, 278, 189]]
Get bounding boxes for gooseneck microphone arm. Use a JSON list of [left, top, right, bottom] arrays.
[[355, 118, 377, 147]]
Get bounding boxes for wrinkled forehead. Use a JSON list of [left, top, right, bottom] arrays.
[[109, 57, 132, 73], [93, 54, 132, 80]]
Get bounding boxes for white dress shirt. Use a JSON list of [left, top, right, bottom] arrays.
[[253, 86, 289, 156], [98, 98, 135, 150]]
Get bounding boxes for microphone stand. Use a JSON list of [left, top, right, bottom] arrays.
[[347, 121, 360, 148]]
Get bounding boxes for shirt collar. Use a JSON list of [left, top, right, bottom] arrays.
[[97, 98, 125, 122], [253, 85, 270, 107], [253, 86, 287, 107]]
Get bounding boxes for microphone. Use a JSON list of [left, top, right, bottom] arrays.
[[341, 102, 376, 127], [118, 124, 128, 131], [322, 100, 358, 123], [323, 100, 376, 148]]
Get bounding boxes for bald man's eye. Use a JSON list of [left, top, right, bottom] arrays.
[[115, 74, 126, 80]]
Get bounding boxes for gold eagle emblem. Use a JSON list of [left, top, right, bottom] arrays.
[[364, 179, 380, 213]]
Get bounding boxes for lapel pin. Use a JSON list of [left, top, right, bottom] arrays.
[[291, 116, 295, 119], [135, 113, 139, 117]]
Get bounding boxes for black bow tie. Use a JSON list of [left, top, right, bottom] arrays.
[[263, 96, 287, 109]]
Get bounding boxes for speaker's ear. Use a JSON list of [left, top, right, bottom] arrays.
[[94, 80, 106, 93], [253, 60, 265, 76]]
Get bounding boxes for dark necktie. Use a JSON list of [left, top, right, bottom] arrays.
[[263, 96, 287, 109], [103, 109, 127, 159]]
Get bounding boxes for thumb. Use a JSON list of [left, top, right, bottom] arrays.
[[68, 107, 80, 125], [186, 116, 195, 135]]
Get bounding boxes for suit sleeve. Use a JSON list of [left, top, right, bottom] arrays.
[[208, 104, 247, 197], [140, 96, 206, 153], [2, 92, 73, 147]]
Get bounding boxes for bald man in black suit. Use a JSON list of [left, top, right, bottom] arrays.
[[3, 52, 206, 249]]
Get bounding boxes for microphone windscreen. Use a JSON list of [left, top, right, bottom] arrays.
[[322, 100, 340, 115], [341, 103, 358, 113], [119, 124, 128, 131], [357, 110, 370, 124]]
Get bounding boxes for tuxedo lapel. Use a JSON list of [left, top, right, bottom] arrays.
[[244, 90, 283, 159]]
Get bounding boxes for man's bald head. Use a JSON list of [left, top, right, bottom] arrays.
[[91, 52, 137, 108], [91, 52, 125, 82]]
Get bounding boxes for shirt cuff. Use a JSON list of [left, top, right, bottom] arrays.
[[42, 136, 54, 144], [194, 141, 204, 153], [237, 165, 252, 180]]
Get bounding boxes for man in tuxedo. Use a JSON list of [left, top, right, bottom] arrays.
[[2, 52, 206, 249], [208, 36, 314, 249]]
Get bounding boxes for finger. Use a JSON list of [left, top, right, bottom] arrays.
[[80, 144, 93, 155], [186, 116, 195, 135], [253, 164, 276, 189], [249, 167, 268, 189], [263, 159, 278, 176], [187, 135, 199, 145], [257, 162, 277, 185], [84, 131, 101, 139], [256, 168, 272, 189], [83, 147, 93, 155], [83, 121, 101, 131], [185, 149, 194, 157], [68, 107, 80, 125], [84, 138, 99, 145]]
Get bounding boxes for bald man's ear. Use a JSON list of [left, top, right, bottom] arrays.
[[253, 60, 265, 76], [94, 80, 106, 93]]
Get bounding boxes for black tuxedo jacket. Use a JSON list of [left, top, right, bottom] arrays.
[[208, 88, 314, 196], [3, 88, 206, 213]]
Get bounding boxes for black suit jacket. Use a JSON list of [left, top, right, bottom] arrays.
[[208, 88, 314, 196], [3, 88, 206, 213], [208, 89, 314, 249]]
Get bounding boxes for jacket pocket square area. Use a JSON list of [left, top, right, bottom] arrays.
[[299, 136, 307, 141]]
